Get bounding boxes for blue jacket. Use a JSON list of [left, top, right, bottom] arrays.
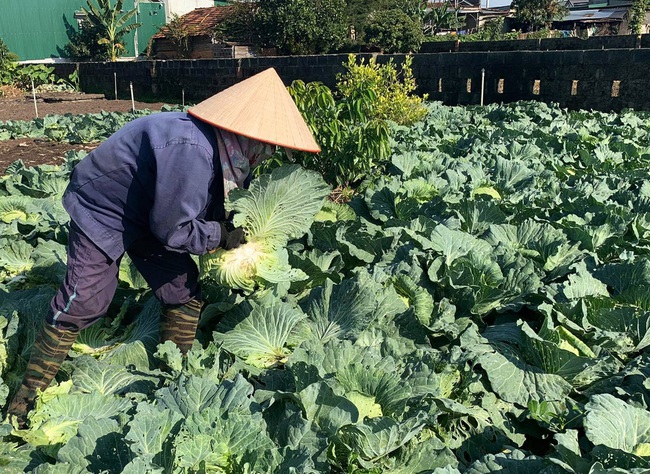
[[63, 112, 225, 261]]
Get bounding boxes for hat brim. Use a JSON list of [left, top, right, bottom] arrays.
[[188, 68, 321, 153], [188, 110, 321, 153]]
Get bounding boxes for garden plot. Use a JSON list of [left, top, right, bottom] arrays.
[[0, 101, 649, 472]]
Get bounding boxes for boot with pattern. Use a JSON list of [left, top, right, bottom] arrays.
[[160, 298, 203, 355], [7, 320, 78, 424]]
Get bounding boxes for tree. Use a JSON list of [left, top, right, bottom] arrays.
[[63, 14, 110, 61], [0, 38, 19, 86], [345, 0, 425, 43], [396, 0, 428, 19], [255, 0, 347, 55], [628, 0, 649, 35], [81, 0, 142, 61], [512, 0, 567, 30], [345, 0, 391, 31], [160, 14, 197, 59], [424, 2, 465, 34], [476, 17, 508, 40], [215, 3, 257, 44], [364, 9, 424, 53]]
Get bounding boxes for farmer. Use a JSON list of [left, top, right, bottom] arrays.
[[7, 68, 320, 421]]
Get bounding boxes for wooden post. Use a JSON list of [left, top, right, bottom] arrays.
[[32, 80, 39, 118], [481, 68, 485, 106]]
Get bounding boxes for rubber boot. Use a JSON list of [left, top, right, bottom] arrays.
[[7, 320, 78, 424], [160, 299, 203, 356]]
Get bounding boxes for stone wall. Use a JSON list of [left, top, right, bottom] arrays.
[[410, 49, 650, 111], [420, 34, 647, 53], [53, 55, 354, 103], [50, 35, 650, 111]]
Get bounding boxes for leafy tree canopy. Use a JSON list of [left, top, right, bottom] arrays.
[[215, 2, 257, 44], [423, 2, 465, 34], [0, 38, 19, 85], [628, 0, 649, 35], [255, 0, 347, 55], [345, 0, 425, 40], [364, 9, 424, 53], [66, 0, 141, 61], [512, 0, 567, 31], [64, 20, 111, 62]]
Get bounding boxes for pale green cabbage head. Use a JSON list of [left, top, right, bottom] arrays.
[[200, 165, 330, 293]]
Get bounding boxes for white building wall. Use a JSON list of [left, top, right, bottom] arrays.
[[165, 0, 214, 18]]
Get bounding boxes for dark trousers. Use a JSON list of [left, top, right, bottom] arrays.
[[47, 221, 200, 330]]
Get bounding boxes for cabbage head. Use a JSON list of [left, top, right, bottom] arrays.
[[0, 196, 39, 224], [201, 165, 330, 292]]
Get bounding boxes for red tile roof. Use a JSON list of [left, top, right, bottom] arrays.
[[153, 6, 234, 39]]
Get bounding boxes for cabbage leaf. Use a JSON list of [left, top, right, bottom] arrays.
[[201, 165, 330, 293]]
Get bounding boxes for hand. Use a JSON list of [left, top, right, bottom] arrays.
[[218, 222, 246, 250]]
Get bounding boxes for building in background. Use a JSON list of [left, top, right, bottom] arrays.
[[151, 6, 263, 59], [555, 0, 650, 36], [0, 0, 222, 61], [165, 0, 213, 17]]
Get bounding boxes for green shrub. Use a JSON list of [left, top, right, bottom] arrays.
[[0, 38, 19, 86], [337, 54, 428, 126], [0, 39, 64, 91], [64, 21, 111, 61], [13, 65, 58, 90], [283, 53, 429, 187], [423, 18, 520, 42], [363, 9, 424, 53], [287, 80, 391, 187], [255, 0, 347, 55]]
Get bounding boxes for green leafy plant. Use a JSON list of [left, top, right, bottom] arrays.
[[363, 9, 424, 53], [157, 13, 197, 59], [255, 0, 347, 55], [214, 2, 257, 44], [0, 41, 66, 92], [12, 65, 57, 90], [629, 0, 649, 35], [424, 2, 465, 34], [337, 54, 428, 126], [284, 52, 429, 187], [67, 69, 80, 92], [64, 17, 111, 61], [512, 0, 567, 31], [288, 80, 391, 187], [0, 38, 19, 86], [200, 165, 330, 295], [4, 101, 650, 473], [475, 17, 509, 40], [81, 0, 141, 61]]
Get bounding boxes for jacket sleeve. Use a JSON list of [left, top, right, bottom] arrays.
[[148, 141, 222, 255]]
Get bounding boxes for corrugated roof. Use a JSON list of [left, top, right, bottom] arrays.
[[566, 0, 590, 8], [153, 6, 233, 39], [561, 8, 627, 21]]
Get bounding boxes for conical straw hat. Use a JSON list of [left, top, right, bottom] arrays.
[[188, 68, 320, 153]]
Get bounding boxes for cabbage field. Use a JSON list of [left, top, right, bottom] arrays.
[[1, 101, 650, 473]]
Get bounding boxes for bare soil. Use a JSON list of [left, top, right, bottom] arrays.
[[0, 92, 171, 174]]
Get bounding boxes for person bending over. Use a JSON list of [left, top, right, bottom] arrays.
[[7, 68, 320, 422]]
